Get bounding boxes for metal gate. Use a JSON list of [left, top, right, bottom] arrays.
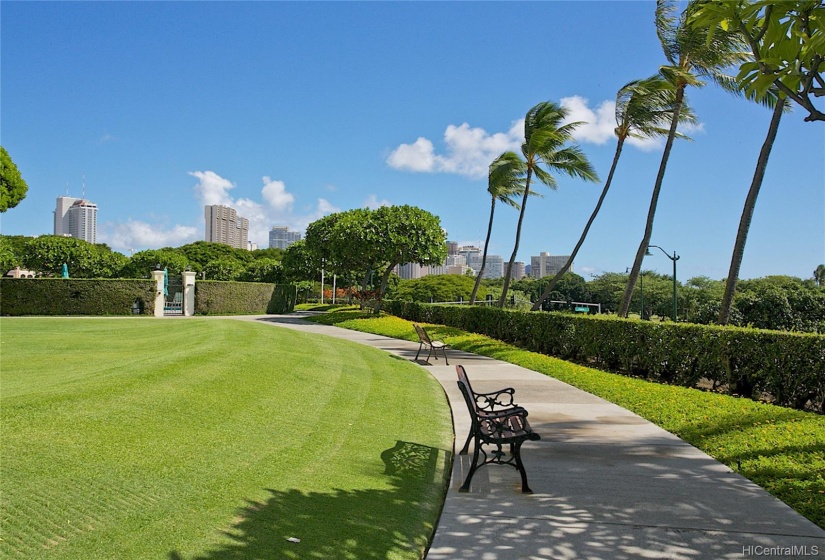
[[164, 276, 184, 315]]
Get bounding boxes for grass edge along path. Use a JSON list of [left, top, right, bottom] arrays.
[[0, 317, 452, 560], [305, 309, 825, 529]]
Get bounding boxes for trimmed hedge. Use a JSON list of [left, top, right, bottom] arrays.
[[1, 278, 297, 316], [194, 281, 296, 315], [385, 301, 825, 412], [0, 278, 155, 315]]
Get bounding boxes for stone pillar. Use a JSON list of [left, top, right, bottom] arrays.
[[183, 271, 197, 316], [151, 270, 165, 317]]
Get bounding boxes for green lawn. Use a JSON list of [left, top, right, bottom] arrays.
[[306, 309, 825, 529], [0, 318, 452, 560]]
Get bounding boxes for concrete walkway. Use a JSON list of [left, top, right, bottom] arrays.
[[239, 313, 824, 559]]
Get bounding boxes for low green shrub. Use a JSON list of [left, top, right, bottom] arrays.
[[0, 278, 154, 315], [385, 301, 825, 412]]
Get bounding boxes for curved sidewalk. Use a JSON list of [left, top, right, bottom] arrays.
[[242, 313, 825, 559]]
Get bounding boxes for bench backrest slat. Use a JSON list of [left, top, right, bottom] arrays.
[[414, 323, 432, 344]]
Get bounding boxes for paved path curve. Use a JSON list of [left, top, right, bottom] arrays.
[[237, 313, 824, 559]]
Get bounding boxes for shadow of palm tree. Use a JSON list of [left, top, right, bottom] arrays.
[[170, 442, 451, 560]]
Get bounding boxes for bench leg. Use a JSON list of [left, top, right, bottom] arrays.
[[426, 346, 434, 363], [459, 428, 473, 455], [415, 342, 423, 362], [441, 346, 449, 365], [459, 438, 482, 492], [512, 440, 533, 494]]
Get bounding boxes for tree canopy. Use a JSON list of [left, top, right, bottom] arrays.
[[0, 147, 28, 213]]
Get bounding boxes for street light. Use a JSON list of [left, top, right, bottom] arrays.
[[646, 245, 680, 321]]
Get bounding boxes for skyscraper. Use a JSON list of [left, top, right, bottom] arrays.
[[268, 226, 302, 249], [531, 252, 572, 278], [204, 205, 249, 249], [54, 196, 97, 243]]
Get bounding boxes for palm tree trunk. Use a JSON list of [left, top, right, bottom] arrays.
[[499, 167, 534, 307], [718, 99, 785, 325], [618, 86, 685, 318], [531, 137, 626, 311], [469, 197, 497, 305]]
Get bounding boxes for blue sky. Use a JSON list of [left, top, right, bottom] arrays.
[[2, 1, 823, 281]]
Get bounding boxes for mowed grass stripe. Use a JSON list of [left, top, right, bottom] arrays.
[[1, 318, 452, 559]]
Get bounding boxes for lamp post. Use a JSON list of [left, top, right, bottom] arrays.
[[647, 245, 680, 321]]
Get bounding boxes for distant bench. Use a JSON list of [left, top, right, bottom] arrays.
[[413, 324, 450, 365], [456, 365, 540, 493]]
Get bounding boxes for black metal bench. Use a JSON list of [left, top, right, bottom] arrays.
[[456, 365, 540, 493], [413, 323, 450, 365]]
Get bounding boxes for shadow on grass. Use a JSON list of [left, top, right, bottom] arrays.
[[169, 441, 450, 560]]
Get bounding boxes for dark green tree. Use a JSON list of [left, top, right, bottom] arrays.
[[0, 146, 28, 212]]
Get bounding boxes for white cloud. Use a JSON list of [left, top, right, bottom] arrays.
[[261, 176, 295, 213], [190, 170, 235, 206], [387, 95, 700, 179], [387, 120, 523, 179], [559, 96, 616, 145], [103, 171, 341, 252], [100, 220, 198, 251], [364, 194, 391, 209]]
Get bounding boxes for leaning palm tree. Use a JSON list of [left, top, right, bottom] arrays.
[[531, 75, 696, 311], [618, 0, 748, 317], [469, 152, 527, 305], [717, 93, 787, 324], [498, 101, 599, 308]]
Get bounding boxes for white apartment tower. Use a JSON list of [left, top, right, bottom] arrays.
[[531, 252, 572, 278], [204, 205, 249, 249], [54, 196, 97, 243], [269, 226, 302, 249]]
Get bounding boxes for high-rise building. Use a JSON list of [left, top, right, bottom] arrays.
[[54, 196, 97, 243], [531, 252, 572, 278], [512, 261, 526, 280], [468, 254, 504, 279], [204, 205, 249, 249], [268, 226, 302, 249]]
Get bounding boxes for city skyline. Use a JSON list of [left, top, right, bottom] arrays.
[[2, 2, 822, 282]]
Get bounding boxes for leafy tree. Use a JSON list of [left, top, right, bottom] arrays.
[[372, 205, 447, 312], [250, 247, 284, 261], [584, 272, 630, 314], [177, 241, 252, 272], [122, 249, 190, 278], [691, 0, 825, 122], [23, 235, 124, 278], [0, 146, 28, 212], [281, 240, 317, 282], [532, 76, 695, 311], [203, 257, 245, 281], [391, 274, 484, 303], [0, 236, 20, 274], [499, 101, 599, 307], [239, 258, 283, 283], [619, 0, 747, 317]]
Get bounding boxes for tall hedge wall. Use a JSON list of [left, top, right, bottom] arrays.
[[194, 281, 296, 315], [386, 301, 825, 412], [0, 278, 155, 315]]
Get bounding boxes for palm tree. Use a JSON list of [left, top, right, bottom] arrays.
[[717, 95, 786, 325], [498, 101, 599, 308], [469, 152, 527, 305], [531, 75, 695, 311], [618, 0, 747, 317], [815, 264, 825, 287]]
